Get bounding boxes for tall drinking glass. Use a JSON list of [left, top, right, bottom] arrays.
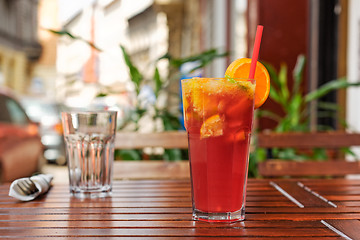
[[181, 77, 255, 222], [61, 111, 117, 198]]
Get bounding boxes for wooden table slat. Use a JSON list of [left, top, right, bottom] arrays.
[[271, 181, 337, 208], [0, 228, 339, 237], [0, 178, 360, 239], [321, 219, 360, 240]]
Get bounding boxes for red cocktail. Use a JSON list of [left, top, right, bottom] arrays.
[[182, 77, 255, 222]]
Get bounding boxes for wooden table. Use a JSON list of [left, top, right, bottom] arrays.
[[1, 178, 360, 239]]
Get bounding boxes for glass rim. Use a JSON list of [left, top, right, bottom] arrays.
[[61, 110, 118, 115], [181, 77, 255, 83]]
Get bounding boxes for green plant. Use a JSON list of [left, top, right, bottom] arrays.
[[118, 46, 227, 160], [255, 54, 360, 164], [261, 55, 360, 132]]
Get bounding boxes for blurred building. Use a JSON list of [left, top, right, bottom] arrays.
[[54, 0, 248, 99], [126, 4, 169, 82], [29, 0, 60, 98], [0, 0, 42, 94], [134, 0, 248, 77], [55, 0, 130, 107], [42, 0, 360, 133]]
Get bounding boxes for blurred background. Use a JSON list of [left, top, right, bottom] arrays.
[[0, 0, 359, 180]]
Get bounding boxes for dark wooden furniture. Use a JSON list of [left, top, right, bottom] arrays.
[[113, 160, 190, 180], [1, 178, 360, 239], [257, 131, 360, 177], [114, 131, 189, 179], [115, 131, 188, 149]]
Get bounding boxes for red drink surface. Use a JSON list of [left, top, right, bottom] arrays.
[[182, 78, 255, 213]]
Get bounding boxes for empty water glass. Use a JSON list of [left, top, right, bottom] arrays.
[[61, 111, 117, 198]]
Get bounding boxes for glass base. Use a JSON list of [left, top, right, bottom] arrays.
[[193, 206, 245, 223], [70, 188, 112, 199]]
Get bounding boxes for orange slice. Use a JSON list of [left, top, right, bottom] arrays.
[[200, 114, 224, 139], [225, 58, 270, 108], [234, 131, 245, 141]]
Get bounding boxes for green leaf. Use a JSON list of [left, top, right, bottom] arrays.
[[317, 101, 339, 111], [117, 149, 142, 160], [264, 63, 281, 89], [153, 67, 162, 97], [47, 29, 102, 51], [275, 111, 309, 132], [275, 117, 291, 132], [164, 149, 182, 161], [160, 113, 181, 131], [341, 147, 359, 159], [277, 148, 308, 161], [47, 29, 76, 39], [120, 45, 143, 95], [269, 86, 285, 105], [256, 109, 282, 122], [317, 111, 338, 119], [316, 124, 336, 131], [292, 54, 306, 95], [287, 93, 302, 126], [96, 93, 108, 97], [338, 119, 350, 129], [162, 49, 228, 71], [305, 78, 360, 102], [311, 148, 328, 160], [278, 64, 290, 101]]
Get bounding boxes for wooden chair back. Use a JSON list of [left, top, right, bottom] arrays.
[[257, 131, 360, 177], [115, 131, 188, 149], [113, 131, 189, 180]]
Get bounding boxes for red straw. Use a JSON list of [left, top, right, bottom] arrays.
[[249, 25, 264, 79]]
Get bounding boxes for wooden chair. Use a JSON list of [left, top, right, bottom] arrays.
[[257, 131, 360, 177], [115, 131, 188, 149], [113, 131, 190, 180]]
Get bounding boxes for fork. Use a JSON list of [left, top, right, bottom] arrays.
[[15, 178, 39, 196]]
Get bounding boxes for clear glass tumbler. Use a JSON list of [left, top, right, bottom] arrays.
[[181, 77, 255, 222], [61, 111, 117, 198]]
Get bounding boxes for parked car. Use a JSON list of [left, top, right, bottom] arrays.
[[21, 97, 67, 165], [0, 88, 43, 182]]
